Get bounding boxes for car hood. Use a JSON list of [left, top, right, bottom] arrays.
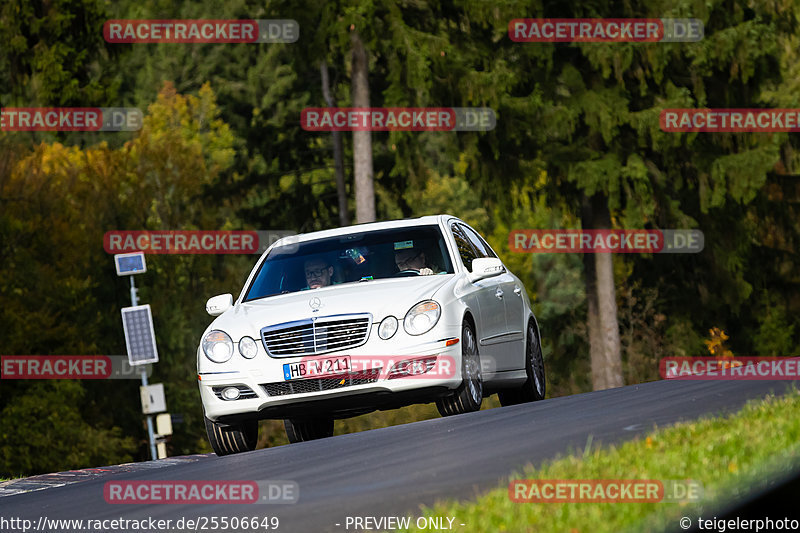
[[208, 275, 454, 338]]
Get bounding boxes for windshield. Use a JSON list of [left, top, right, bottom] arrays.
[[243, 225, 454, 301]]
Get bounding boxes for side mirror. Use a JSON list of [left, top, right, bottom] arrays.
[[468, 257, 505, 282], [206, 294, 233, 316]]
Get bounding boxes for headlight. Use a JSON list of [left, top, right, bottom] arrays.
[[378, 316, 398, 340], [202, 330, 233, 363], [403, 300, 441, 336], [239, 336, 258, 359]]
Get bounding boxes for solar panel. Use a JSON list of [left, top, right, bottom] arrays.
[[121, 304, 159, 365], [115, 252, 146, 276]]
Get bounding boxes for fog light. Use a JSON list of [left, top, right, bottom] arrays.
[[388, 356, 438, 379], [221, 387, 241, 400], [409, 360, 426, 375]]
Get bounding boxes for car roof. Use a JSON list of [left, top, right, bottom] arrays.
[[274, 214, 460, 246]]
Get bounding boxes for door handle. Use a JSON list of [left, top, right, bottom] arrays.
[[514, 286, 522, 296], [495, 288, 504, 299]]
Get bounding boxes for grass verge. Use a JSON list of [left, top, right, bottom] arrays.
[[402, 388, 800, 532]]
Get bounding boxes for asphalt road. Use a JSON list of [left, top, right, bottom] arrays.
[[2, 378, 797, 533]]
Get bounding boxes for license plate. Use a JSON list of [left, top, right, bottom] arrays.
[[283, 356, 351, 381]]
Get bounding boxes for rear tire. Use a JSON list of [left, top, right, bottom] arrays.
[[499, 321, 546, 406], [436, 322, 483, 416], [284, 417, 334, 443], [204, 416, 258, 456]]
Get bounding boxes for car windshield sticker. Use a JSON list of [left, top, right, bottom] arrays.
[[346, 248, 366, 264], [394, 240, 413, 250]]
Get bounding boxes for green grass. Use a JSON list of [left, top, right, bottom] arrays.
[[400, 388, 800, 533]]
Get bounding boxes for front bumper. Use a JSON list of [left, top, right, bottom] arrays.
[[199, 334, 462, 421]]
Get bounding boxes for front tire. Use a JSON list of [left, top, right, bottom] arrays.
[[204, 416, 258, 456], [284, 417, 334, 443], [436, 322, 483, 416], [498, 321, 546, 406]]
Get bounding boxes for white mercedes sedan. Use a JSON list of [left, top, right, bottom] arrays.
[[197, 214, 545, 455]]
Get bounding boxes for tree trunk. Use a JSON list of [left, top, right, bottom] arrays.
[[582, 194, 624, 390], [320, 61, 349, 226], [350, 30, 375, 223], [582, 196, 605, 390]]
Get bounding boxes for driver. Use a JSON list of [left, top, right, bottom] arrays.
[[304, 258, 334, 289], [394, 247, 438, 276]]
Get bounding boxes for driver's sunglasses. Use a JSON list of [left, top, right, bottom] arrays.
[[396, 252, 421, 270]]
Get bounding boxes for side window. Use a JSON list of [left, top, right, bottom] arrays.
[[459, 224, 497, 258], [450, 223, 478, 270], [479, 235, 498, 258]]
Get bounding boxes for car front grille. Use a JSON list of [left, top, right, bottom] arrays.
[[261, 368, 382, 397], [260, 314, 371, 357]]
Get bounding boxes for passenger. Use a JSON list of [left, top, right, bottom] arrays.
[[394, 247, 439, 276]]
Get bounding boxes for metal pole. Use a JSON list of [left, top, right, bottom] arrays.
[[130, 276, 138, 306], [141, 366, 158, 461], [131, 276, 158, 461]]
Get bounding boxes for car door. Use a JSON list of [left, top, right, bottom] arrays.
[[458, 223, 524, 371], [451, 222, 511, 371]]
